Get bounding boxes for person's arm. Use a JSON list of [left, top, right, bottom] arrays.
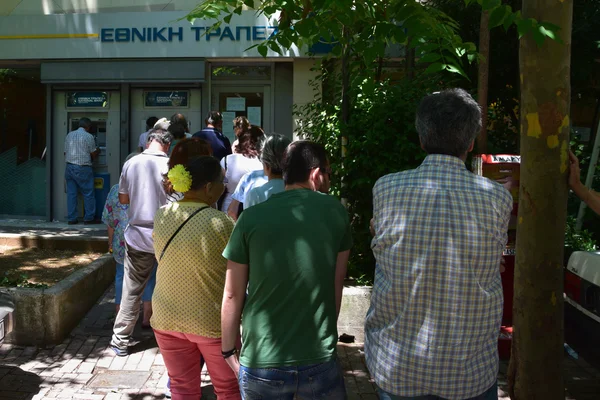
[[335, 250, 350, 318], [569, 150, 600, 215], [107, 226, 114, 253], [227, 199, 240, 221], [118, 193, 130, 205], [90, 147, 101, 160], [221, 260, 249, 377]]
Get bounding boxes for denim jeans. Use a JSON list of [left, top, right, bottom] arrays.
[[114, 262, 157, 304], [377, 382, 498, 400], [238, 358, 346, 400], [65, 163, 95, 222]]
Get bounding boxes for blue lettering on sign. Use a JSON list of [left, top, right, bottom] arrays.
[[100, 26, 281, 43]]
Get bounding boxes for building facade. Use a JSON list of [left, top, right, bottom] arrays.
[[0, 1, 319, 221]]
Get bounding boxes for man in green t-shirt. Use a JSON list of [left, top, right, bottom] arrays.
[[221, 141, 352, 399]]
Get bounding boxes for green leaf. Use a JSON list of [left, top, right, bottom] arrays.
[[223, 14, 232, 24], [503, 10, 517, 31], [445, 63, 468, 79], [482, 0, 501, 11], [516, 17, 534, 39], [417, 53, 442, 63], [489, 5, 509, 28], [257, 43, 268, 57], [425, 62, 446, 74], [532, 26, 545, 47]]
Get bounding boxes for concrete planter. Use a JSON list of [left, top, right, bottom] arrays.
[[338, 285, 372, 343], [1, 254, 115, 346]]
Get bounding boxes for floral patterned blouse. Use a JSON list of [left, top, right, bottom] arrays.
[[101, 184, 129, 264]]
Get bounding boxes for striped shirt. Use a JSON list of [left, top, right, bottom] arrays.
[[365, 154, 512, 399], [64, 128, 96, 166]]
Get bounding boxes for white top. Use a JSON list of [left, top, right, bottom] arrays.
[[64, 128, 96, 166], [119, 149, 169, 253], [138, 130, 151, 149], [220, 154, 262, 212]]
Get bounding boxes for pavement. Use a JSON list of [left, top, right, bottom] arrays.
[[1, 286, 600, 400], [1, 220, 600, 399]]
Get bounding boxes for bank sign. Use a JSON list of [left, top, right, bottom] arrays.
[[0, 11, 303, 60], [101, 26, 279, 43]]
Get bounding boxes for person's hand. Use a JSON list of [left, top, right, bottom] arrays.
[[225, 354, 241, 378], [496, 175, 518, 192], [369, 218, 375, 237], [108, 244, 113, 254], [569, 150, 582, 190], [500, 257, 506, 274]]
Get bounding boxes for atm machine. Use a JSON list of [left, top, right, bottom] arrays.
[[51, 91, 120, 221]]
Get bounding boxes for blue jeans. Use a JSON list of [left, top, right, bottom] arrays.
[[114, 262, 157, 304], [377, 382, 498, 400], [238, 358, 346, 400], [65, 163, 95, 222]]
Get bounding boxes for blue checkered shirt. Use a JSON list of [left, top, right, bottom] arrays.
[[64, 128, 96, 166], [231, 169, 267, 204], [365, 154, 512, 399]]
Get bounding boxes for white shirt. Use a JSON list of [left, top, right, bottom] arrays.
[[220, 154, 262, 212], [119, 149, 169, 253]]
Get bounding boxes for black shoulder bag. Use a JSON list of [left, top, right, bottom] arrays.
[[158, 206, 209, 261]]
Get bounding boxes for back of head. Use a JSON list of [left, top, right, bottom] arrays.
[[168, 121, 187, 139], [147, 128, 173, 147], [233, 116, 251, 132], [186, 156, 222, 191], [416, 88, 482, 158], [146, 116, 158, 130], [206, 111, 222, 126], [235, 126, 265, 158], [282, 141, 328, 185], [78, 117, 92, 130], [261, 134, 292, 175], [168, 138, 213, 170]]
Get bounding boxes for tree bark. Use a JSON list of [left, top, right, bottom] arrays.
[[508, 1, 573, 399], [477, 10, 490, 154]]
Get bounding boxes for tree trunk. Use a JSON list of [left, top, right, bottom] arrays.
[[477, 10, 490, 154], [508, 1, 573, 399]]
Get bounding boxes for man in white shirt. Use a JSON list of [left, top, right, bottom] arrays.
[[111, 127, 173, 356], [138, 116, 158, 152], [64, 117, 100, 224]]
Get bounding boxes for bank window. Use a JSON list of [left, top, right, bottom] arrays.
[[211, 65, 271, 80]]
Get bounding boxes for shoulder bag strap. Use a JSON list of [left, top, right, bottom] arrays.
[[159, 206, 209, 261]]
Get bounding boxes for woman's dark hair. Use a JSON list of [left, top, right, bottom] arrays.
[[282, 141, 328, 185], [233, 116, 251, 137], [187, 156, 223, 190], [164, 138, 213, 194], [168, 122, 186, 139], [234, 125, 264, 158]]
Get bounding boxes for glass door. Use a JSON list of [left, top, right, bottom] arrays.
[[211, 85, 271, 143]]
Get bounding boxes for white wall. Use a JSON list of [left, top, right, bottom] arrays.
[[292, 59, 320, 140], [2, 0, 204, 16]]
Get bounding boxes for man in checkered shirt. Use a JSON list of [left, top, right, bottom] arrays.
[[366, 89, 513, 400], [64, 117, 100, 224]]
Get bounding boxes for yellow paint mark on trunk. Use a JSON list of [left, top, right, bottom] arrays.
[[551, 291, 557, 306], [560, 141, 568, 173], [518, 217, 523, 224], [520, 74, 524, 84], [557, 90, 562, 96], [560, 115, 570, 132], [526, 113, 542, 138], [547, 135, 559, 148]]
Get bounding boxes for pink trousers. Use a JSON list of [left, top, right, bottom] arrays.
[[154, 329, 241, 400]]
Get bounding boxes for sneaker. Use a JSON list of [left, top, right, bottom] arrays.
[[110, 344, 129, 357], [165, 378, 171, 398]]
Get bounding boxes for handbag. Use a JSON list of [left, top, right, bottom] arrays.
[[158, 206, 209, 261]]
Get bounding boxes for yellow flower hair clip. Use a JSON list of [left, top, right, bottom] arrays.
[[168, 164, 192, 193]]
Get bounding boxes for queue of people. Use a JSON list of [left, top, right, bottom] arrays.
[[96, 88, 571, 400]]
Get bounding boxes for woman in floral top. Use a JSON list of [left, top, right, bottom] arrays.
[[102, 182, 157, 328]]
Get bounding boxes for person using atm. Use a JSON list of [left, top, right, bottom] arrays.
[[64, 117, 100, 224], [569, 150, 600, 215]]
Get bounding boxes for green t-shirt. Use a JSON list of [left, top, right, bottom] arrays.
[[223, 188, 352, 368]]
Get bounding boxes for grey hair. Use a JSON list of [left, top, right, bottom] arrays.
[[260, 134, 292, 175], [415, 88, 482, 158], [78, 117, 92, 129], [146, 128, 173, 146]]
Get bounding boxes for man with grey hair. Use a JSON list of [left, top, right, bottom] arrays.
[[64, 117, 100, 224], [110, 128, 173, 357], [366, 88, 513, 400], [245, 133, 291, 208]]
